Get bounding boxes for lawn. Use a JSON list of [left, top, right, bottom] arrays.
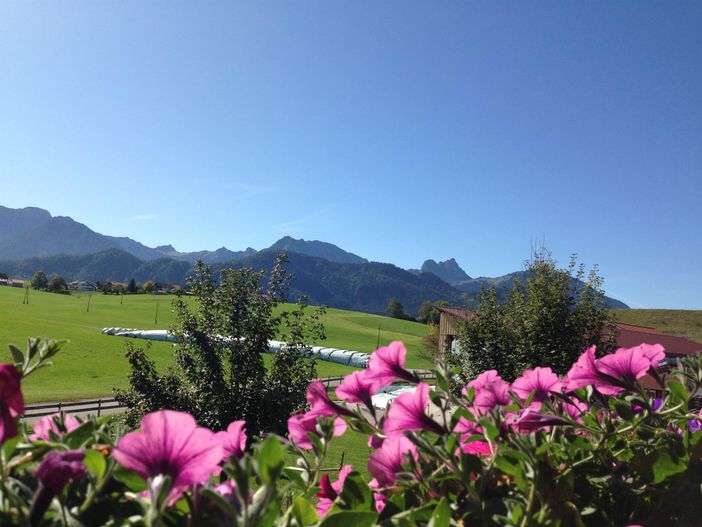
[[0, 286, 433, 402], [612, 309, 702, 344]]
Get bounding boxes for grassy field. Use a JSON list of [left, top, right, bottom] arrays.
[[0, 286, 433, 402], [612, 309, 702, 343]]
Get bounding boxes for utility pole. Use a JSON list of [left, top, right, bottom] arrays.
[[23, 286, 29, 305], [86, 293, 92, 313], [376, 324, 381, 350], [154, 301, 159, 325]]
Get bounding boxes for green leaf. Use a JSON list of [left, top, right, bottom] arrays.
[[257, 435, 284, 485], [8, 344, 23, 365], [283, 467, 307, 489], [318, 511, 378, 527], [63, 420, 95, 448], [667, 380, 688, 404], [199, 487, 240, 522], [428, 498, 451, 527], [336, 472, 373, 512], [113, 465, 147, 492], [632, 448, 687, 485], [292, 497, 318, 526], [83, 449, 106, 480], [650, 450, 687, 484]]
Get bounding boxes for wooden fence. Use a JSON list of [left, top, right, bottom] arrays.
[[22, 369, 436, 420]]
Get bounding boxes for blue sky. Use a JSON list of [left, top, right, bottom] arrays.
[[0, 2, 700, 309]]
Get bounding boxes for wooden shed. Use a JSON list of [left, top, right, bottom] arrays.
[[435, 306, 474, 355]]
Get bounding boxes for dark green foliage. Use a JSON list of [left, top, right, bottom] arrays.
[[30, 270, 48, 290], [452, 251, 616, 381], [386, 297, 406, 319], [47, 274, 68, 294], [115, 254, 325, 435], [0, 272, 7, 279], [417, 299, 449, 324], [127, 278, 137, 293]]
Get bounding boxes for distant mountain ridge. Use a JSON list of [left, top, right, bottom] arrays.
[[409, 258, 472, 283], [0, 248, 464, 315], [0, 204, 629, 312], [267, 236, 367, 264]]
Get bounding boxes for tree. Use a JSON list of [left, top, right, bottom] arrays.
[[143, 281, 155, 294], [386, 297, 406, 319], [0, 272, 7, 280], [417, 299, 449, 324], [127, 278, 138, 294], [31, 271, 48, 291], [451, 250, 616, 382], [48, 275, 68, 294], [115, 254, 325, 435]]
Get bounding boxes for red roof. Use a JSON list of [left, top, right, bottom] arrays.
[[616, 328, 702, 357], [615, 323, 661, 335]]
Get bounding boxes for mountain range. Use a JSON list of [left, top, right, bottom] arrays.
[[0, 205, 628, 314]]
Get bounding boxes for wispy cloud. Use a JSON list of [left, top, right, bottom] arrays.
[[134, 213, 158, 221], [274, 206, 334, 236], [186, 178, 281, 198]]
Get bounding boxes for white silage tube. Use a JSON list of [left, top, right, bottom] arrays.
[[101, 328, 370, 368]]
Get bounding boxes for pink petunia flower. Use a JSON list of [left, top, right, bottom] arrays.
[[336, 370, 382, 407], [113, 410, 223, 502], [368, 435, 418, 488], [463, 370, 511, 415], [31, 450, 87, 525], [566, 344, 665, 395], [214, 420, 247, 460], [509, 408, 570, 434], [307, 380, 353, 418], [0, 364, 24, 444], [365, 342, 417, 387], [314, 464, 353, 515], [368, 478, 387, 512], [382, 383, 444, 437], [30, 412, 80, 441], [511, 367, 562, 407], [287, 413, 347, 450], [35, 449, 87, 493], [367, 434, 384, 449], [453, 416, 491, 456]]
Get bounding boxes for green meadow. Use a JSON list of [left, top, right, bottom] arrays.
[[0, 286, 433, 402]]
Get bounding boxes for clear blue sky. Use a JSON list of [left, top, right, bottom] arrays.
[[1, 2, 700, 309]]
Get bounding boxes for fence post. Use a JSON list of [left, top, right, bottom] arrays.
[[58, 401, 62, 413], [97, 399, 102, 417]]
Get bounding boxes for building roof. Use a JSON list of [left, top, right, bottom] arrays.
[[614, 322, 661, 335], [435, 306, 475, 320], [616, 328, 702, 357]]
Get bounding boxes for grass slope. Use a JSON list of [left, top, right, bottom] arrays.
[[0, 286, 433, 402], [612, 309, 702, 344]]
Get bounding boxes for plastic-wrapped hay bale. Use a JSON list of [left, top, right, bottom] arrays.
[[102, 329, 371, 367]]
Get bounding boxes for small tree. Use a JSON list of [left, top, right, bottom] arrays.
[[127, 278, 138, 294], [386, 297, 406, 319], [143, 281, 155, 294], [451, 250, 616, 382], [48, 275, 68, 294], [115, 254, 325, 435], [418, 299, 448, 324], [0, 272, 7, 280], [31, 271, 48, 290]]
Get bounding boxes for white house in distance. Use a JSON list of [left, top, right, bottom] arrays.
[[68, 280, 98, 292]]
